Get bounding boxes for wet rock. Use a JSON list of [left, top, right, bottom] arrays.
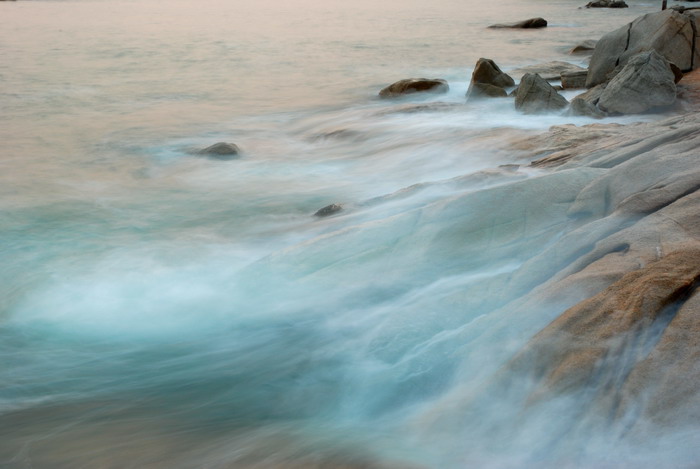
[[585, 0, 628, 7], [569, 39, 598, 54], [378, 78, 449, 98], [597, 50, 677, 114], [488, 17, 547, 29], [466, 58, 515, 99], [510, 61, 587, 81], [314, 203, 343, 217], [561, 70, 588, 89], [587, 9, 700, 88], [514, 73, 569, 114], [569, 84, 608, 118], [670, 61, 684, 83], [198, 142, 241, 159]]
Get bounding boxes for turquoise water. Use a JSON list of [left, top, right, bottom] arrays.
[[0, 0, 688, 467]]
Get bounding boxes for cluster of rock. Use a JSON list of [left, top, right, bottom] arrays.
[[379, 9, 700, 117]]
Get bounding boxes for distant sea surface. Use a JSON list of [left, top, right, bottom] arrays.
[[0, 0, 674, 467]]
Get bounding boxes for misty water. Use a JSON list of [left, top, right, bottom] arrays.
[[0, 0, 693, 467]]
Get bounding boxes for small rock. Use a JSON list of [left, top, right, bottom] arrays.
[[569, 40, 598, 54], [467, 58, 515, 100], [198, 142, 241, 160], [515, 73, 569, 114], [488, 18, 547, 29], [314, 203, 343, 217], [585, 0, 628, 7], [379, 78, 449, 98]]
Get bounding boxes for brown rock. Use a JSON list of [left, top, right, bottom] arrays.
[[378, 78, 449, 98], [488, 17, 547, 29]]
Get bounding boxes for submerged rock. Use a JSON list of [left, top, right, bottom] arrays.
[[597, 50, 677, 114], [587, 9, 700, 87], [514, 73, 569, 114], [466, 58, 515, 99], [378, 78, 449, 98], [198, 142, 241, 159], [488, 17, 547, 28], [314, 203, 343, 217]]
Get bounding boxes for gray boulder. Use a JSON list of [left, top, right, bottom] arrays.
[[587, 9, 700, 88], [597, 50, 677, 114], [488, 18, 547, 29], [466, 58, 515, 99], [515, 73, 569, 114], [379, 78, 449, 98], [198, 142, 241, 159]]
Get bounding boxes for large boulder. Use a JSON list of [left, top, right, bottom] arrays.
[[597, 50, 677, 114], [466, 58, 515, 99], [378, 78, 449, 98], [587, 9, 700, 87], [515, 73, 569, 114], [488, 18, 547, 29]]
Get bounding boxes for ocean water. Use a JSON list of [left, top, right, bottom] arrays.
[[0, 0, 690, 467]]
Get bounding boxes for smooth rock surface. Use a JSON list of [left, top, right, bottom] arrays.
[[597, 50, 677, 114]]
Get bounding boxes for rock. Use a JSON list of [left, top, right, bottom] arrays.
[[587, 9, 700, 88], [561, 70, 588, 89], [467, 83, 508, 98], [314, 203, 343, 217], [569, 39, 598, 54], [466, 58, 515, 99], [670, 61, 684, 83], [568, 84, 608, 118], [378, 78, 449, 98], [198, 142, 241, 159], [597, 50, 677, 114], [488, 17, 547, 29], [585, 0, 628, 7], [510, 61, 587, 81], [514, 73, 569, 114]]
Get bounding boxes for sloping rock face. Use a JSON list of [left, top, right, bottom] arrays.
[[378, 78, 449, 98], [415, 113, 700, 463], [587, 9, 700, 87], [597, 50, 677, 114], [514, 73, 568, 113], [488, 18, 547, 29], [466, 58, 515, 99]]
